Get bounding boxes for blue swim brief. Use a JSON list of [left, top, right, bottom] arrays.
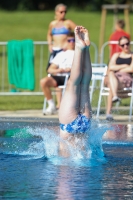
[[60, 114, 91, 134]]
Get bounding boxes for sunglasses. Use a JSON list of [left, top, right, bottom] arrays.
[[60, 11, 67, 14], [67, 38, 75, 43], [120, 42, 130, 48]]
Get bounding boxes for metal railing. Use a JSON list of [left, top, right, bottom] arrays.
[[0, 41, 98, 96], [0, 41, 48, 95]]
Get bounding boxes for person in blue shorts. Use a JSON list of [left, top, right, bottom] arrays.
[[59, 26, 92, 156]]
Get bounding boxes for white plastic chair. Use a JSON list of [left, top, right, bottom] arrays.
[[90, 63, 107, 102], [96, 67, 133, 121], [43, 74, 69, 112]]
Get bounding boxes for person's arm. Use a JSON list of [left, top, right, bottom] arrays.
[[108, 53, 129, 71], [65, 19, 76, 32], [47, 22, 53, 53], [48, 63, 65, 75], [119, 55, 133, 73], [68, 20, 76, 30], [64, 67, 71, 73]]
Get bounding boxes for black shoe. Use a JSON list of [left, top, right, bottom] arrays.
[[106, 115, 114, 121], [112, 96, 121, 103]]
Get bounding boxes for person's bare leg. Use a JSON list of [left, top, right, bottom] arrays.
[[59, 26, 88, 124], [108, 71, 118, 97], [40, 77, 57, 100], [78, 28, 92, 117], [106, 90, 113, 115], [55, 88, 62, 109]]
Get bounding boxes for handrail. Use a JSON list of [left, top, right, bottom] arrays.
[[0, 40, 98, 96], [0, 41, 49, 45]]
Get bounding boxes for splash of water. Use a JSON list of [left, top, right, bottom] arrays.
[[0, 119, 112, 166]]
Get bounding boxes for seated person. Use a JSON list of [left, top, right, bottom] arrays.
[[106, 36, 133, 121], [109, 19, 130, 58], [40, 32, 75, 115]]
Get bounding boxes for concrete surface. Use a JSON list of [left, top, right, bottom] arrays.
[[0, 109, 132, 124]]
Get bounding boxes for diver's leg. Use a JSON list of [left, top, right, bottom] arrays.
[[79, 28, 92, 118], [59, 26, 91, 157], [59, 26, 88, 124]]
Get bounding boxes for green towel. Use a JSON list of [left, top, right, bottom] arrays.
[[5, 129, 32, 138], [7, 39, 35, 90]]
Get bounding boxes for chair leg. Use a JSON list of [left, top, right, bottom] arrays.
[[43, 98, 47, 112], [115, 101, 120, 110], [96, 92, 102, 118], [90, 79, 95, 103], [129, 82, 133, 121], [103, 96, 107, 106], [129, 94, 133, 121]]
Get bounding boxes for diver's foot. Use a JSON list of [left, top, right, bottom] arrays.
[[74, 26, 90, 49], [82, 27, 90, 46]]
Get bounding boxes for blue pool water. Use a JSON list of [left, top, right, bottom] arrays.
[[0, 118, 133, 199]]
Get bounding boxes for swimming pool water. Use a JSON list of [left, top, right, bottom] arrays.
[[0, 119, 133, 199]]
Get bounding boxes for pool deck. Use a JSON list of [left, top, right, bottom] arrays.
[[0, 108, 133, 124]]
